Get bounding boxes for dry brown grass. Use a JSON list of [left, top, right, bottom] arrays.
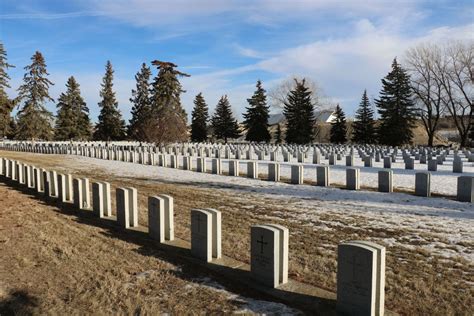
[[1, 151, 473, 315]]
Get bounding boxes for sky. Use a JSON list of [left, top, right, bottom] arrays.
[[1, 0, 473, 123]]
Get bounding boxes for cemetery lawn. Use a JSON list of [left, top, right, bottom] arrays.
[[0, 182, 302, 314], [1, 151, 473, 315]]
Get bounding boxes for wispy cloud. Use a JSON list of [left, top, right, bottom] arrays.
[[0, 10, 105, 19]]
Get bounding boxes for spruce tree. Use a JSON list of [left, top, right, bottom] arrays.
[[128, 63, 151, 141], [243, 80, 271, 142], [191, 92, 209, 142], [211, 95, 240, 143], [376, 59, 417, 146], [352, 90, 376, 143], [283, 79, 315, 144], [148, 60, 189, 143], [94, 61, 126, 141], [16, 51, 54, 140], [55, 76, 91, 140], [0, 42, 15, 138], [330, 104, 347, 144]]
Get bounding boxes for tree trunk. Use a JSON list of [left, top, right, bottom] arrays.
[[427, 133, 434, 147]]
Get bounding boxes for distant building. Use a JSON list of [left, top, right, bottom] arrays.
[[268, 109, 337, 126]]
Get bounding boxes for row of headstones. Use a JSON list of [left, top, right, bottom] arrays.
[[2, 141, 472, 176], [3, 140, 473, 164], [1, 156, 388, 315], [2, 143, 473, 203]]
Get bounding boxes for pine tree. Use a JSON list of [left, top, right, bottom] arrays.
[[147, 60, 189, 143], [16, 51, 54, 140], [330, 104, 347, 143], [94, 61, 126, 141], [191, 92, 209, 142], [243, 80, 271, 142], [0, 42, 15, 138], [352, 90, 376, 143], [376, 59, 417, 146], [211, 95, 240, 143], [275, 124, 282, 144], [283, 79, 315, 144], [128, 63, 151, 141], [55, 76, 91, 140]]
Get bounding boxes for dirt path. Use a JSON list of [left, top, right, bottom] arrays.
[[1, 151, 473, 315]]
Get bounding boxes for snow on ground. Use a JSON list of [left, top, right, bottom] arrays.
[[65, 154, 474, 263], [186, 277, 302, 315]]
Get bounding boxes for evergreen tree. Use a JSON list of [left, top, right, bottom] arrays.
[[190, 92, 209, 142], [330, 104, 347, 143], [55, 76, 91, 140], [211, 95, 240, 143], [16, 51, 54, 140], [376, 59, 417, 146], [275, 124, 282, 144], [128, 63, 151, 141], [243, 80, 271, 142], [0, 42, 15, 138], [283, 79, 315, 144], [148, 60, 189, 143], [94, 61, 126, 141], [352, 90, 376, 143]]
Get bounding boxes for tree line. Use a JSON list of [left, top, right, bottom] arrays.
[[0, 41, 472, 146]]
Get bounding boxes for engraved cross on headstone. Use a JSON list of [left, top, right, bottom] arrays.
[[257, 235, 268, 254]]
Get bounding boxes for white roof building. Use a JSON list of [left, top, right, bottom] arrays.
[[268, 109, 336, 125]]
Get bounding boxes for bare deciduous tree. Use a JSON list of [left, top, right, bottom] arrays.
[[405, 44, 446, 146], [433, 41, 473, 147], [268, 76, 331, 111]]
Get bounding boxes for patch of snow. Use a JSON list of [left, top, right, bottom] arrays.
[[189, 277, 302, 315]]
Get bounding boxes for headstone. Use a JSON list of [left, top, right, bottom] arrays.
[[197, 157, 207, 173], [251, 225, 288, 288], [81, 178, 91, 209], [116, 187, 130, 228], [364, 157, 374, 168], [346, 168, 360, 190], [346, 155, 354, 167], [268, 163, 280, 182], [337, 241, 386, 316], [290, 165, 303, 184], [378, 170, 393, 193], [316, 166, 330, 187], [148, 195, 175, 243], [263, 224, 289, 285], [405, 158, 414, 170], [313, 152, 321, 164], [182, 156, 192, 170], [229, 160, 240, 176], [428, 159, 437, 171], [453, 157, 463, 173], [57, 174, 68, 202], [457, 176, 474, 202], [92, 182, 111, 217], [211, 158, 222, 175], [191, 209, 213, 262], [415, 172, 431, 197], [73, 178, 84, 209], [203, 208, 222, 260], [247, 161, 258, 179]]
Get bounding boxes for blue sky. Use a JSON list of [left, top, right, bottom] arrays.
[[1, 0, 472, 122]]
